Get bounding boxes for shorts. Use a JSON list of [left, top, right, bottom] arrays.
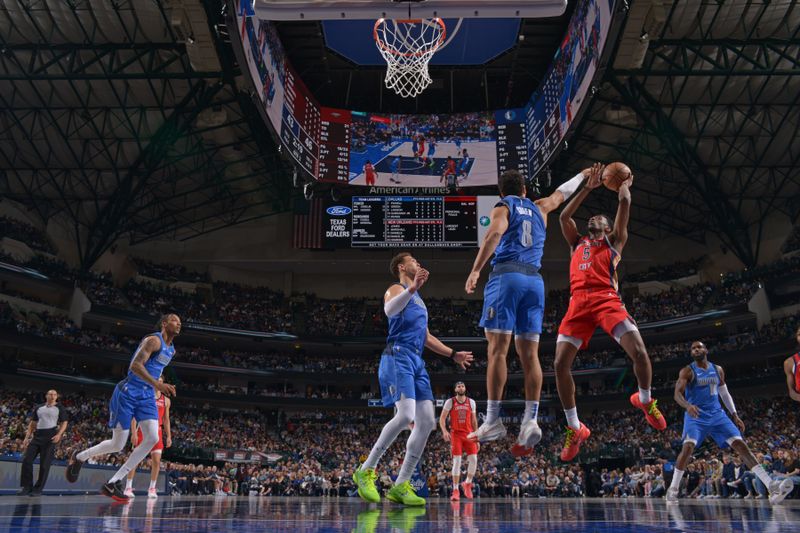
[[557, 289, 635, 349], [682, 412, 742, 448], [366, 174, 376, 186], [378, 345, 434, 407], [480, 271, 544, 338], [451, 432, 478, 456], [109, 380, 158, 430], [137, 427, 164, 453]]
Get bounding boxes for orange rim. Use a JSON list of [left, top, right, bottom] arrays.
[[373, 17, 447, 58]]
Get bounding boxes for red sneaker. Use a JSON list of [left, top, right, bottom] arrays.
[[630, 393, 667, 431], [450, 488, 460, 501], [559, 423, 591, 462], [461, 482, 473, 499]]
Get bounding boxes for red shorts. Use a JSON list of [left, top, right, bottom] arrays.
[[366, 173, 376, 185], [557, 289, 634, 349], [451, 432, 478, 456], [137, 428, 164, 453]]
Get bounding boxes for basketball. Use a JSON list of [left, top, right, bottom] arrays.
[[603, 162, 632, 192]]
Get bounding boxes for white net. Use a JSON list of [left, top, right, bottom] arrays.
[[374, 18, 446, 98]]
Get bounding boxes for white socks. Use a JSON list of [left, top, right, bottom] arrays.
[[639, 388, 651, 404], [149, 480, 157, 490], [485, 400, 502, 425], [362, 398, 416, 470], [752, 465, 773, 488], [396, 400, 435, 484], [564, 407, 580, 430], [522, 401, 539, 425], [670, 468, 684, 490], [76, 428, 129, 462], [125, 478, 133, 490]]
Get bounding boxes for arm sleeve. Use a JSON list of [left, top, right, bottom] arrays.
[[442, 399, 453, 411], [718, 384, 737, 415], [384, 288, 414, 317], [556, 172, 586, 200]]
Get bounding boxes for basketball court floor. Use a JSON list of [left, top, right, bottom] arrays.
[[2, 495, 797, 532]]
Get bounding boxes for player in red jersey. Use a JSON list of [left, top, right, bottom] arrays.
[[364, 161, 377, 186], [782, 325, 800, 402], [439, 382, 479, 501], [554, 168, 666, 462], [124, 377, 172, 499], [416, 135, 426, 162]]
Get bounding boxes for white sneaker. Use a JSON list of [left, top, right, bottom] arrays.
[[467, 419, 507, 443], [517, 420, 542, 449], [666, 487, 679, 503], [124, 488, 135, 499], [768, 479, 793, 505], [147, 488, 158, 499]]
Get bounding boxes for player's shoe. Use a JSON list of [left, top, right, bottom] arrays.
[[629, 393, 667, 431], [353, 467, 381, 503], [386, 481, 426, 506], [450, 488, 460, 501], [666, 487, 679, 503], [101, 480, 130, 503], [65, 450, 84, 483], [461, 482, 474, 500], [768, 479, 793, 505], [352, 509, 381, 533], [124, 487, 135, 499], [148, 488, 158, 499], [468, 419, 507, 443], [387, 508, 426, 533], [559, 423, 591, 462], [511, 420, 542, 457]]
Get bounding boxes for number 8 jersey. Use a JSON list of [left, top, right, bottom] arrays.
[[491, 195, 545, 269]]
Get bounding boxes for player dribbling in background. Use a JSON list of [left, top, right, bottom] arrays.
[[439, 381, 479, 501]]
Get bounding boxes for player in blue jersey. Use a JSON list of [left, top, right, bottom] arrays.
[[66, 314, 180, 502], [390, 155, 402, 184], [667, 341, 793, 504], [464, 165, 603, 455], [353, 253, 474, 506], [458, 149, 470, 178], [427, 138, 437, 168]]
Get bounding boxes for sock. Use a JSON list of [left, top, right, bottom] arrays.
[[125, 479, 133, 490], [670, 469, 684, 490], [485, 400, 502, 425], [149, 480, 157, 490], [453, 482, 459, 490], [522, 401, 539, 425], [639, 388, 652, 404], [396, 401, 435, 485], [752, 465, 773, 489], [564, 407, 580, 430], [362, 398, 416, 470]]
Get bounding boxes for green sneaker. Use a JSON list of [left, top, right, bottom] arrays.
[[352, 467, 380, 503], [387, 508, 427, 532], [386, 481, 426, 506], [351, 509, 382, 533]]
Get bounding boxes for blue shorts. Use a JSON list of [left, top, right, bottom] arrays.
[[682, 412, 742, 449], [378, 346, 434, 407], [480, 271, 544, 337], [109, 380, 158, 430]]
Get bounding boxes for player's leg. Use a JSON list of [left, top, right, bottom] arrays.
[[667, 440, 696, 502], [462, 447, 478, 499], [450, 452, 462, 501], [148, 451, 162, 498], [388, 399, 435, 506], [616, 328, 666, 430], [554, 316, 592, 462], [729, 435, 793, 504]]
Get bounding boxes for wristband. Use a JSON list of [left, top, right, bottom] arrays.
[[450, 348, 456, 358]]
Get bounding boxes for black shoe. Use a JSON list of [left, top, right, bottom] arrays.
[[66, 450, 84, 483], [29, 488, 42, 497], [101, 480, 130, 502], [17, 487, 32, 496]]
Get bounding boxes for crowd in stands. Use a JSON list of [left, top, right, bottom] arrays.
[[3, 387, 797, 500], [0, 216, 57, 254], [133, 258, 210, 283], [625, 257, 705, 283]]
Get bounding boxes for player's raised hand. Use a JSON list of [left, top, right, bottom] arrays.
[[585, 162, 605, 189], [157, 381, 177, 398], [411, 267, 429, 292], [453, 351, 474, 370], [465, 271, 480, 294], [686, 404, 701, 419]]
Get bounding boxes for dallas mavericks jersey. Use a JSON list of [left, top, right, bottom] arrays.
[[491, 195, 546, 269], [685, 362, 723, 419], [386, 283, 428, 354], [127, 332, 175, 391]]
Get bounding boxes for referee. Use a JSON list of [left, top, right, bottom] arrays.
[[19, 389, 69, 496]]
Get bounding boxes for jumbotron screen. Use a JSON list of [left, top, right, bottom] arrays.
[[233, 0, 616, 187]]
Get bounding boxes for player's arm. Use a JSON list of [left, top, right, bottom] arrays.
[[559, 164, 604, 247], [784, 358, 800, 402], [716, 365, 744, 432], [164, 397, 172, 448], [439, 402, 452, 441], [471, 408, 478, 435], [674, 366, 701, 418], [425, 329, 473, 370], [610, 175, 633, 253], [129, 336, 176, 396], [465, 205, 509, 294], [535, 163, 602, 218], [383, 268, 428, 317], [130, 418, 139, 446]]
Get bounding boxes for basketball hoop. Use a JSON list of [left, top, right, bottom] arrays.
[[374, 18, 446, 98]]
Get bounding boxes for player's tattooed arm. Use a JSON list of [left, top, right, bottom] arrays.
[[129, 336, 176, 396], [674, 366, 700, 418], [783, 358, 800, 402]]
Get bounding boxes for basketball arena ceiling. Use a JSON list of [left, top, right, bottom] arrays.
[[0, 0, 799, 269]]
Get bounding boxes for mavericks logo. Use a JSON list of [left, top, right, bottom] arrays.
[[326, 206, 352, 216]]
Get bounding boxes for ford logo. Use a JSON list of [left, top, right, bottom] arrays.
[[326, 206, 352, 216]]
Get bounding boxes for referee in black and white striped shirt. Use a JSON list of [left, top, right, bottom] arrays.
[[19, 389, 69, 496]]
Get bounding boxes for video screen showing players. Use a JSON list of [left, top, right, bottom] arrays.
[[348, 111, 498, 187]]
